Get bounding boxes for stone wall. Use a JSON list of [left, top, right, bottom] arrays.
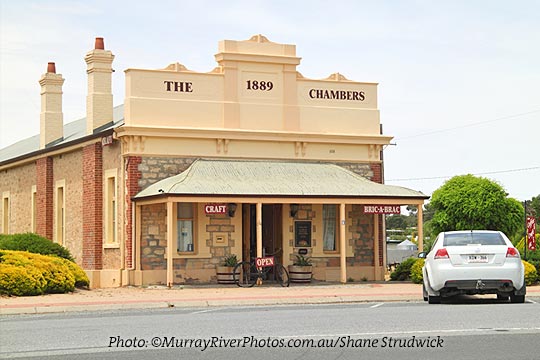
[[139, 203, 240, 284], [140, 203, 167, 270], [0, 161, 36, 234], [138, 157, 196, 189], [349, 205, 374, 266]]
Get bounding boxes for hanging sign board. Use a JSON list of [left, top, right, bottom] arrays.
[[527, 216, 536, 251], [363, 205, 401, 214], [204, 203, 227, 215]]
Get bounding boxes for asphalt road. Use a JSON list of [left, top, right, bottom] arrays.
[[1, 296, 539, 360]]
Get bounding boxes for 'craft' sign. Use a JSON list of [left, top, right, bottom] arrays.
[[363, 205, 401, 214], [204, 203, 227, 215]]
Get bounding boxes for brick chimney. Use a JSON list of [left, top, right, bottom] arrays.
[[84, 37, 115, 134], [39, 62, 65, 149]]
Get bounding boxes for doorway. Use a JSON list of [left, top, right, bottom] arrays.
[[241, 204, 283, 263]]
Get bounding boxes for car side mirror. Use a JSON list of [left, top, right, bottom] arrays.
[[418, 252, 427, 259]]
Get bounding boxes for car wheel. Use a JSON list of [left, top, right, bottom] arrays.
[[510, 293, 525, 303], [428, 294, 441, 304], [422, 282, 428, 302], [497, 293, 510, 301]]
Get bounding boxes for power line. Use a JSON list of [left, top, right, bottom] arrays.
[[394, 108, 540, 141], [387, 166, 540, 182]]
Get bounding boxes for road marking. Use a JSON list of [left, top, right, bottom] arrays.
[[190, 308, 224, 315], [527, 299, 538, 304], [279, 327, 540, 339], [370, 303, 384, 308]]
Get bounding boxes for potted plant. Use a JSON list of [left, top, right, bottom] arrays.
[[216, 254, 238, 284], [288, 255, 313, 283]]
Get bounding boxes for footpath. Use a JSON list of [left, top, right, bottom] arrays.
[[1, 282, 539, 315]]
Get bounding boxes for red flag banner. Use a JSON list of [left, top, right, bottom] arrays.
[[527, 216, 536, 251]]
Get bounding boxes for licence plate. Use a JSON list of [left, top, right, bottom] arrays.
[[468, 255, 488, 263]]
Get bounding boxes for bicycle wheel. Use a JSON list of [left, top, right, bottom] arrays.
[[233, 261, 257, 288], [275, 264, 290, 287]]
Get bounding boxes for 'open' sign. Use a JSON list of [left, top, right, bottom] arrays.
[[256, 256, 275, 268]]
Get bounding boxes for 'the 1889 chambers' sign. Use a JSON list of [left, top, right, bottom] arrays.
[[309, 88, 365, 101]]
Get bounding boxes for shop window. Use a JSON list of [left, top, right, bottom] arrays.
[[31, 185, 37, 232], [323, 204, 338, 252], [177, 203, 195, 253], [104, 169, 118, 246], [55, 181, 65, 245], [2, 192, 9, 234]]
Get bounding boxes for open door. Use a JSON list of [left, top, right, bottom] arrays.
[[241, 204, 283, 263]]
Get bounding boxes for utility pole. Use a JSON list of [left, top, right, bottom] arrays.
[[523, 201, 527, 261]]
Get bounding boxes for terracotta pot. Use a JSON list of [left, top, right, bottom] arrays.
[[288, 265, 312, 283]]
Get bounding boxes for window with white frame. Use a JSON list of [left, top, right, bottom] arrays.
[[177, 203, 195, 253], [31, 185, 37, 232], [323, 204, 338, 252], [55, 181, 65, 245], [104, 169, 118, 245], [2, 191, 10, 234]]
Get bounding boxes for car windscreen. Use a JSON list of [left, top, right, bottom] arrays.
[[443, 233, 506, 246]]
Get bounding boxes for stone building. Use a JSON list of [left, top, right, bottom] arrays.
[[0, 35, 428, 287]]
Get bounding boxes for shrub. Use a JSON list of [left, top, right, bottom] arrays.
[[293, 255, 312, 266], [0, 263, 46, 296], [31, 254, 75, 293], [221, 254, 238, 267], [528, 259, 540, 275], [390, 257, 417, 281], [0, 233, 74, 261], [58, 257, 90, 288], [523, 260, 538, 286], [410, 258, 424, 284], [0, 250, 78, 295]]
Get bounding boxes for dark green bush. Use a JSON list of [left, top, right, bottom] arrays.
[[0, 233, 74, 261], [390, 257, 417, 281], [528, 259, 540, 275]]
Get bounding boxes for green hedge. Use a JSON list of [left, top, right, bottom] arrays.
[[0, 233, 74, 261], [390, 257, 418, 281], [0, 250, 89, 296]]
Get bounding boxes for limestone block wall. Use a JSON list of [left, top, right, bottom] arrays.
[[0, 162, 36, 234], [140, 203, 241, 284], [138, 157, 196, 190]]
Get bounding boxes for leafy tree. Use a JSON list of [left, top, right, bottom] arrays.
[[529, 195, 540, 220], [386, 214, 409, 229], [423, 202, 435, 222], [429, 175, 523, 237]]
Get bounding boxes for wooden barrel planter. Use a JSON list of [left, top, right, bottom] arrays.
[[216, 266, 236, 284], [288, 265, 312, 283]]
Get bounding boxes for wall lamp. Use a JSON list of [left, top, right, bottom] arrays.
[[228, 203, 238, 217], [290, 204, 299, 217]]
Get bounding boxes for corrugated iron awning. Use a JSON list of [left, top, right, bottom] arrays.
[[134, 159, 428, 201]]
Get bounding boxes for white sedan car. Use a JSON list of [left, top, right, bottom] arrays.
[[421, 230, 525, 304]]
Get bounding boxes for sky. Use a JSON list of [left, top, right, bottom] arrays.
[[1, 0, 539, 202]]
